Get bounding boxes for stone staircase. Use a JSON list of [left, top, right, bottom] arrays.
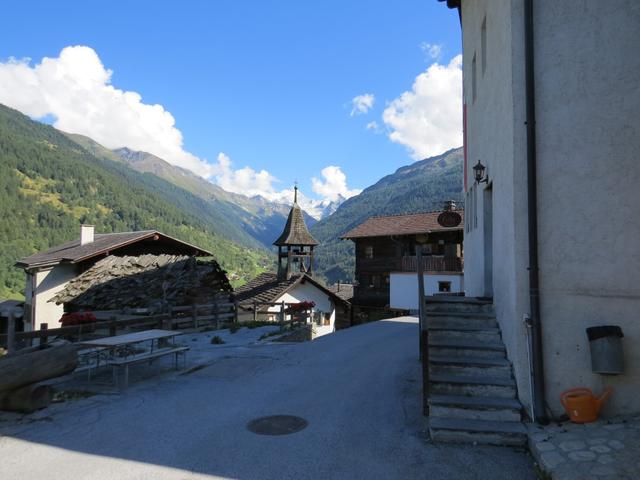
[[424, 297, 528, 446]]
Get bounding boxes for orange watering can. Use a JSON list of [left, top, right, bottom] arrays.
[[560, 387, 613, 423]]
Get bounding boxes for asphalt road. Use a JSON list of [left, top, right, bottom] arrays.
[[0, 317, 535, 479]]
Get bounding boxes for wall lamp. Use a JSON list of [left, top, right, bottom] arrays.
[[473, 160, 488, 184]]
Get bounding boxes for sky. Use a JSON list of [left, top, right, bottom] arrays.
[[0, 0, 462, 216]]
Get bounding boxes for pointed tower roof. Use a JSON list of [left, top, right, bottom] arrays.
[[273, 187, 319, 247]]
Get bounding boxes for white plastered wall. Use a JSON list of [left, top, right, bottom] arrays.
[[461, 0, 640, 415], [31, 264, 78, 329], [269, 281, 336, 338], [390, 273, 464, 310]]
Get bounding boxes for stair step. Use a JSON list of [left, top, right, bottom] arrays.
[[430, 394, 522, 410], [426, 311, 496, 319], [430, 374, 515, 387], [429, 417, 527, 446], [430, 363, 512, 378], [430, 330, 502, 344], [430, 417, 527, 435], [427, 324, 500, 333], [429, 339, 506, 352], [429, 355, 510, 367]]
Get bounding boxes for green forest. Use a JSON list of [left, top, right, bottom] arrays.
[[0, 104, 271, 299], [311, 147, 464, 284]]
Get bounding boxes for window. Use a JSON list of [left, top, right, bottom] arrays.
[[439, 281, 452, 293], [474, 185, 478, 229], [323, 313, 331, 326], [481, 16, 487, 75], [365, 245, 374, 259], [471, 53, 477, 103]]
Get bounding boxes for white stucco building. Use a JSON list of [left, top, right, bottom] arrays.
[[440, 0, 640, 418], [234, 188, 349, 338], [16, 225, 212, 330]]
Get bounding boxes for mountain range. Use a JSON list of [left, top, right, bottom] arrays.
[[310, 147, 464, 284], [0, 101, 463, 299]]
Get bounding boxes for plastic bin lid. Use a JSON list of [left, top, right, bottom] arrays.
[[586, 325, 623, 341]]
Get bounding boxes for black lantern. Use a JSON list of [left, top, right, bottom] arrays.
[[473, 160, 488, 184]]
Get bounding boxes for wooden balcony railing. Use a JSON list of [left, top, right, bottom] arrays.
[[401, 255, 463, 273]]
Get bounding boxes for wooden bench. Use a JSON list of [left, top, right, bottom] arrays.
[[108, 346, 189, 388], [75, 346, 109, 380]]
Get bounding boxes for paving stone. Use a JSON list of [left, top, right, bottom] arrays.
[[560, 440, 587, 452], [568, 451, 597, 461], [539, 451, 566, 469], [530, 432, 549, 442], [602, 424, 624, 431], [535, 441, 557, 452], [590, 465, 617, 476], [608, 439, 624, 450], [589, 445, 611, 453], [596, 454, 615, 464], [587, 438, 608, 446]]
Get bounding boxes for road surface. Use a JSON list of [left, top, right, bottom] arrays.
[[0, 317, 534, 479]]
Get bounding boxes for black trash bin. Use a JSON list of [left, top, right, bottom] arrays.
[[586, 326, 624, 374]]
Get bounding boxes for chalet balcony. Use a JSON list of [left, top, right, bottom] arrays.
[[400, 255, 463, 273]]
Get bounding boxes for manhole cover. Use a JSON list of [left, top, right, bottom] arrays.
[[246, 415, 308, 436]]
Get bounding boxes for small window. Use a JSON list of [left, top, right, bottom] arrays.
[[481, 16, 487, 75], [471, 53, 477, 103], [365, 246, 374, 259], [323, 313, 331, 326], [439, 281, 452, 293]]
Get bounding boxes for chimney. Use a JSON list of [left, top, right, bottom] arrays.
[[80, 224, 95, 246]]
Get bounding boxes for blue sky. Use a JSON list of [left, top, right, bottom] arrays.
[[0, 0, 461, 213]]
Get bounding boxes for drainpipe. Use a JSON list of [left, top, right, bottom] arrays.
[[524, 0, 548, 425]]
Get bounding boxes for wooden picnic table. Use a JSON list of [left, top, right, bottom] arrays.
[[78, 329, 188, 387]]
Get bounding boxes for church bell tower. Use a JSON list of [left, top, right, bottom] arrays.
[[273, 187, 319, 280]]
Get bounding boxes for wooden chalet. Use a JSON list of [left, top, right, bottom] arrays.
[[342, 202, 464, 309]]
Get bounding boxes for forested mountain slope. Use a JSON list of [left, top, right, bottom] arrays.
[[311, 147, 464, 283], [0, 104, 271, 298]]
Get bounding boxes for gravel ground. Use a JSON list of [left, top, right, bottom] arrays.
[[0, 318, 535, 480]]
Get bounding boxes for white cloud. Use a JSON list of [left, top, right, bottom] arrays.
[[350, 93, 375, 116], [382, 55, 462, 159], [366, 121, 382, 133], [0, 46, 215, 177], [311, 166, 362, 203], [420, 42, 443, 60], [213, 154, 360, 220], [212, 152, 278, 199]]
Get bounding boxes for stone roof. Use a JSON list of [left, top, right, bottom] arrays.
[[327, 283, 354, 303], [341, 211, 464, 239], [51, 254, 231, 310], [273, 203, 318, 246], [234, 272, 346, 310], [234, 273, 301, 308], [16, 230, 212, 269]]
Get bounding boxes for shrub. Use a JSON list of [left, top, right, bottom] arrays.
[[210, 336, 225, 344]]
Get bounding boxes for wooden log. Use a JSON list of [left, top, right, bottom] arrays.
[[0, 344, 77, 393], [0, 384, 53, 413]]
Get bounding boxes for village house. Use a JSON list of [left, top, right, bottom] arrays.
[[439, 0, 640, 420], [15, 226, 215, 330], [342, 204, 464, 311], [235, 188, 349, 337]]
